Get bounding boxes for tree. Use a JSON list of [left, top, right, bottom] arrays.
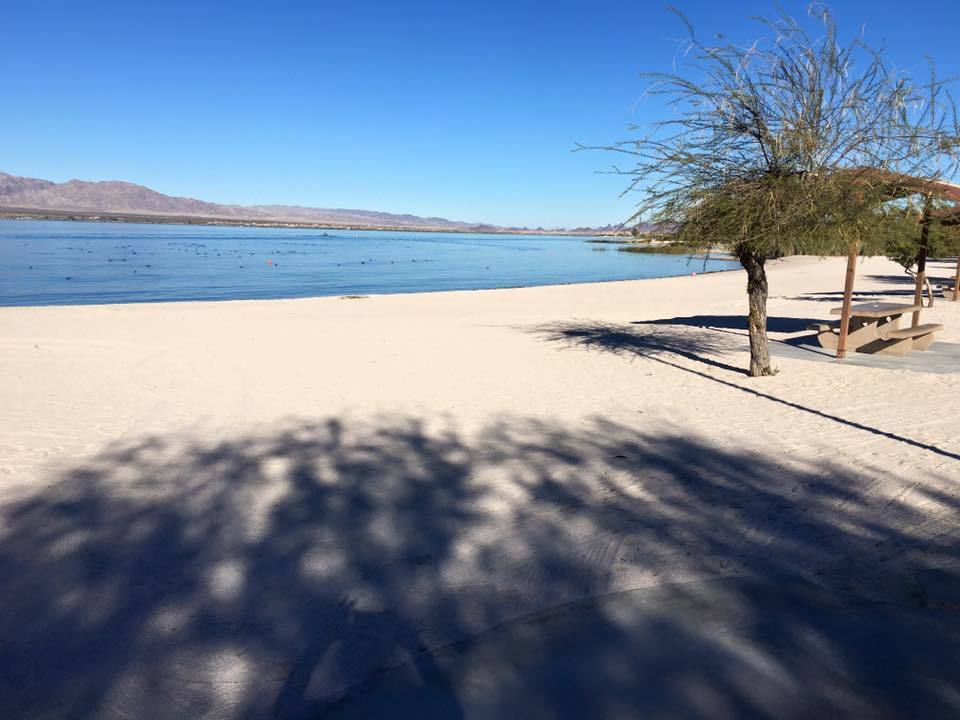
[[885, 203, 960, 279], [590, 4, 959, 376]]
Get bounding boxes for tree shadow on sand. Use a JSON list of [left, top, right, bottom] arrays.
[[532, 320, 960, 463], [864, 264, 957, 287], [635, 314, 824, 335], [631, 314, 841, 357], [533, 319, 749, 375], [791, 264, 958, 302], [788, 288, 920, 302], [1, 415, 959, 718]]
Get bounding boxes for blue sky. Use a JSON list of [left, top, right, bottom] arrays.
[[2, 1, 959, 227]]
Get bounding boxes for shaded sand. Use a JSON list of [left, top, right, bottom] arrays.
[[1, 255, 959, 718]]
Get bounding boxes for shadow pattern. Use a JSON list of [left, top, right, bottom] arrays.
[[1, 415, 959, 718], [534, 320, 960, 462]]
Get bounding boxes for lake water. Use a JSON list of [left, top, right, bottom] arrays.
[[0, 220, 739, 306]]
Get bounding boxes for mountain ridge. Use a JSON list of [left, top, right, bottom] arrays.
[[0, 171, 627, 234]]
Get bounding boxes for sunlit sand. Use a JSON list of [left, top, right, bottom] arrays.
[[1, 255, 958, 717]]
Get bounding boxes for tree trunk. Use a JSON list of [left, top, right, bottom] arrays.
[[740, 251, 774, 377]]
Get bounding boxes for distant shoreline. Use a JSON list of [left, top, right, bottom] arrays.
[[0, 207, 630, 238]]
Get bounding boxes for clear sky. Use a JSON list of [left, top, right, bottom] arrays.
[[2, 1, 959, 227]]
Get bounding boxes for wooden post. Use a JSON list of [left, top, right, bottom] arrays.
[[953, 253, 960, 302], [836, 240, 858, 359], [912, 198, 932, 327]]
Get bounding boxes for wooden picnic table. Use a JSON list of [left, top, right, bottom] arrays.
[[809, 301, 941, 356]]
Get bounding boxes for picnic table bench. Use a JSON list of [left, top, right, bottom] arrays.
[[808, 302, 942, 356]]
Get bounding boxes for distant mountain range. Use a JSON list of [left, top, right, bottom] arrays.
[[0, 171, 629, 235]]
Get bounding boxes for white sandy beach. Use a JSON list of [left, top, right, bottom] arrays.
[[1, 255, 959, 717]]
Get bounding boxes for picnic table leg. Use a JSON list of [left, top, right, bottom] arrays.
[[912, 200, 930, 326], [876, 314, 901, 339], [846, 317, 884, 351], [953, 255, 960, 302]]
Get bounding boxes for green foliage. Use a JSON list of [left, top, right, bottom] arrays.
[[590, 4, 960, 261], [884, 209, 960, 269], [618, 243, 692, 255]]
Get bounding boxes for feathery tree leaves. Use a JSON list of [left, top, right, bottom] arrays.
[[589, 3, 960, 375]]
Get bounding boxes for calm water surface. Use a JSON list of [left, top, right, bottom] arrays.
[[0, 220, 739, 306]]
